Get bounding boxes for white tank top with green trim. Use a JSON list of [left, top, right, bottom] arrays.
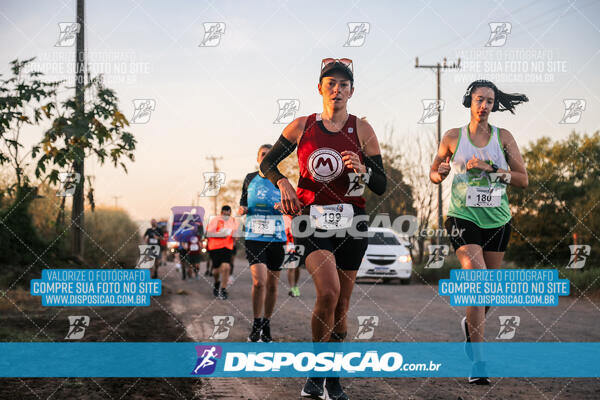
[[447, 124, 511, 229]]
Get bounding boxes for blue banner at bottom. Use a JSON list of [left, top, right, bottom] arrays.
[[0, 342, 597, 377]]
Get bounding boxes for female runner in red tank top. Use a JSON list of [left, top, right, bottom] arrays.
[[261, 58, 387, 400]]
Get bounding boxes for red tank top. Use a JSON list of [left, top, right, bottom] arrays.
[[297, 113, 366, 208]]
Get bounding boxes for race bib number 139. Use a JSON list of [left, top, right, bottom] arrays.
[[310, 204, 353, 230]]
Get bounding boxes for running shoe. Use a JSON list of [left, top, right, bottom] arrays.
[[218, 288, 228, 300], [248, 318, 262, 342], [325, 377, 349, 400], [301, 377, 325, 399], [468, 361, 490, 385], [260, 318, 272, 343], [288, 286, 300, 297], [461, 316, 473, 360], [213, 281, 220, 297]]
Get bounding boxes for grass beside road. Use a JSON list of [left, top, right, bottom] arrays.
[[558, 267, 600, 297], [0, 287, 202, 400]]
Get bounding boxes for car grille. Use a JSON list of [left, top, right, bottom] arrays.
[[365, 269, 397, 275], [367, 258, 395, 266]]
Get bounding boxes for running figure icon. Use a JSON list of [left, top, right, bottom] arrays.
[[209, 316, 234, 340], [193, 347, 218, 373], [65, 316, 89, 340]]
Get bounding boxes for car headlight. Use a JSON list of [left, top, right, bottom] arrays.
[[397, 255, 411, 263]]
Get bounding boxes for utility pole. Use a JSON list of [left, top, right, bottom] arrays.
[[112, 195, 122, 209], [205, 156, 222, 215], [415, 56, 460, 244], [72, 0, 85, 260]]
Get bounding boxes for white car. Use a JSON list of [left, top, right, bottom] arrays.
[[357, 227, 412, 284]]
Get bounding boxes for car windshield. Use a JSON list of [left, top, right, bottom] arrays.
[[368, 232, 400, 245]]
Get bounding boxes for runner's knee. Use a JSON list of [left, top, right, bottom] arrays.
[[252, 278, 265, 290], [317, 288, 340, 306], [266, 279, 278, 291], [335, 297, 350, 314]]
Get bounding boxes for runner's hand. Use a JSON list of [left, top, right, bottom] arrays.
[[438, 156, 451, 179], [276, 178, 302, 215], [341, 151, 366, 173], [238, 206, 247, 215], [466, 155, 491, 171]]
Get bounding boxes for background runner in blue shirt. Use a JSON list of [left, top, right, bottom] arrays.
[[238, 144, 286, 342]]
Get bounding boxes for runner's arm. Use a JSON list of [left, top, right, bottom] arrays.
[[260, 117, 305, 185], [356, 118, 386, 195], [238, 173, 254, 215], [430, 129, 457, 184], [260, 117, 306, 214], [499, 129, 528, 188]]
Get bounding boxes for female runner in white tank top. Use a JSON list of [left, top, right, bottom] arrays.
[[430, 80, 529, 385]]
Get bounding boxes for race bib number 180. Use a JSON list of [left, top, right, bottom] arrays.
[[466, 186, 501, 208], [310, 204, 353, 230]]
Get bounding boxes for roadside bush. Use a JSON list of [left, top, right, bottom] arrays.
[[559, 267, 600, 296], [83, 207, 140, 268]]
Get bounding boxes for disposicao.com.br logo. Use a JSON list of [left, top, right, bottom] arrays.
[[225, 351, 423, 373], [199, 347, 441, 375]]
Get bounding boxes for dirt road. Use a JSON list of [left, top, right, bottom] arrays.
[[163, 257, 600, 400]]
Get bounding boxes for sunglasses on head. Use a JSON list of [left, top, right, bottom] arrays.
[[321, 58, 353, 73]]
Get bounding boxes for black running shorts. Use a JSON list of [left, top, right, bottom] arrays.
[[245, 240, 286, 271], [445, 216, 512, 252], [209, 248, 233, 268], [294, 207, 368, 271]]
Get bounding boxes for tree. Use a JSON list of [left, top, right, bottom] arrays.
[[401, 133, 439, 263], [35, 76, 135, 187], [0, 58, 62, 269], [507, 132, 600, 267], [0, 58, 61, 195], [34, 76, 136, 260]]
